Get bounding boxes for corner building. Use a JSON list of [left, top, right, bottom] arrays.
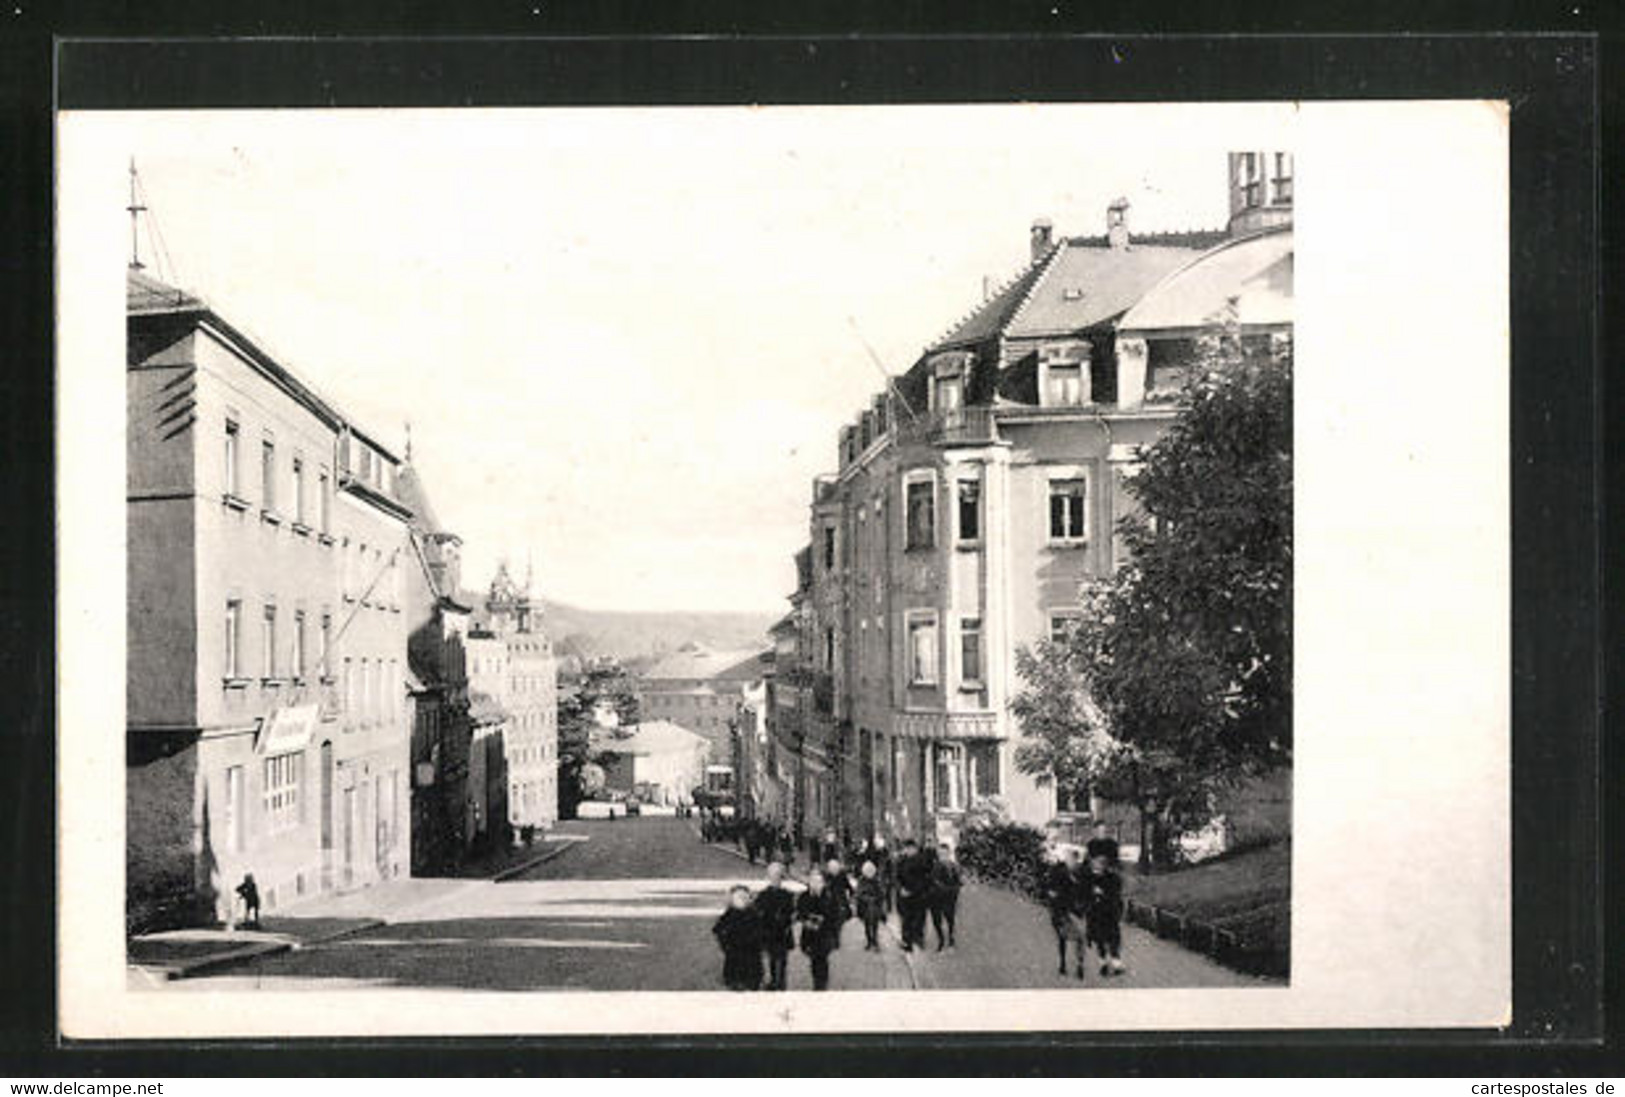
[[127, 269, 413, 930], [803, 154, 1293, 846]]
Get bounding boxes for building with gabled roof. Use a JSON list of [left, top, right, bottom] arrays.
[[793, 152, 1294, 846], [127, 267, 415, 931]]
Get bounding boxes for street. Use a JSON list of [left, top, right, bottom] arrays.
[[158, 818, 1270, 993]]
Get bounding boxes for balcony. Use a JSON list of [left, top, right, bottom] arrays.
[[895, 405, 998, 448]]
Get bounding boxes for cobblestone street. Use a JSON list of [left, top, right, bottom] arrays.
[[147, 818, 1269, 993]]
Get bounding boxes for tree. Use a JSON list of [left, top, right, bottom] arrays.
[[556, 660, 642, 818], [1012, 319, 1292, 866]]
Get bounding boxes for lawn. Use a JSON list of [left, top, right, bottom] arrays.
[[1126, 839, 1290, 977]]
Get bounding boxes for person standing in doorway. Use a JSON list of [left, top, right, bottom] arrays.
[[928, 842, 962, 950], [752, 861, 796, 991]]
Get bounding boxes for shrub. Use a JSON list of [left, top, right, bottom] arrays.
[[956, 820, 1050, 900]]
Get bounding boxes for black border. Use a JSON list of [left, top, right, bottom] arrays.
[[2, 21, 1614, 1076]]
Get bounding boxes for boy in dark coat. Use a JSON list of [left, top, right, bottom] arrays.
[[712, 884, 764, 991], [854, 860, 886, 950], [823, 858, 853, 928], [1084, 853, 1127, 976], [795, 868, 843, 990], [752, 861, 797, 991], [893, 839, 935, 952], [1042, 848, 1088, 979], [928, 843, 962, 950]]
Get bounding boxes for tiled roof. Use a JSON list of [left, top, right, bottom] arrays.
[[395, 463, 449, 538], [593, 719, 710, 757], [928, 246, 1060, 351], [1118, 225, 1293, 335], [640, 644, 772, 682], [1007, 236, 1224, 337]]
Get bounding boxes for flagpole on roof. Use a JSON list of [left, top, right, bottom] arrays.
[[126, 159, 146, 271], [846, 315, 920, 424]]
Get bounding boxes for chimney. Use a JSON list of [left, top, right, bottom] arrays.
[[1107, 198, 1130, 249], [1030, 218, 1054, 263]]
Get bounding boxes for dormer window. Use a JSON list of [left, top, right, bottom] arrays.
[[934, 374, 964, 414], [1040, 341, 1090, 406]]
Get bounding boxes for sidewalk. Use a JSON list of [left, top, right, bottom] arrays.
[[127, 838, 580, 982], [700, 832, 915, 990], [894, 878, 1278, 990]]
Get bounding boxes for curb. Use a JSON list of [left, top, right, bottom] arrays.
[[137, 916, 388, 981], [491, 839, 582, 882]]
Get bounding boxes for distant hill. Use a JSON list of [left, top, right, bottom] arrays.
[[538, 597, 777, 671]]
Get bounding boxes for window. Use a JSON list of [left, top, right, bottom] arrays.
[[1242, 152, 1263, 207], [318, 469, 331, 534], [261, 439, 276, 511], [223, 420, 240, 497], [823, 526, 836, 571], [825, 627, 835, 670], [293, 610, 307, 680], [933, 743, 965, 812], [907, 612, 938, 686], [319, 612, 332, 679], [890, 738, 906, 800], [224, 600, 242, 679], [223, 765, 244, 852], [1045, 362, 1084, 406], [959, 616, 983, 687], [1049, 611, 1083, 643], [261, 604, 277, 678], [905, 475, 935, 550], [968, 741, 1002, 799], [292, 456, 306, 524], [1272, 151, 1293, 203], [956, 477, 981, 543], [343, 657, 354, 717], [1049, 478, 1088, 542], [935, 374, 963, 414], [263, 751, 303, 833]]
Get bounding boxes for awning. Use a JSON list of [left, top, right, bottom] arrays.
[[255, 703, 318, 756]]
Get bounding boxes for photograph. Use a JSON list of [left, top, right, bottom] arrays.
[[55, 93, 1517, 1039], [110, 106, 1293, 997]]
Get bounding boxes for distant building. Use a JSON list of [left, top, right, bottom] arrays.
[[468, 563, 560, 829], [783, 154, 1294, 846], [597, 720, 710, 807], [127, 269, 413, 931], [465, 631, 512, 850], [634, 643, 773, 758], [397, 451, 475, 876]]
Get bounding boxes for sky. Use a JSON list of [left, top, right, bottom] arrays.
[[77, 104, 1280, 612]]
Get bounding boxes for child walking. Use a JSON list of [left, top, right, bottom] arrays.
[[712, 884, 764, 991], [1042, 848, 1088, 979], [1084, 853, 1126, 977], [854, 860, 886, 950]]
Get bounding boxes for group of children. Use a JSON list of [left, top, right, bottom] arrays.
[[1042, 823, 1128, 980], [711, 836, 964, 991]]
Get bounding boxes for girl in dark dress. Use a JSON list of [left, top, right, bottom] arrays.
[[712, 884, 764, 991], [854, 861, 887, 950], [795, 868, 843, 991]]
